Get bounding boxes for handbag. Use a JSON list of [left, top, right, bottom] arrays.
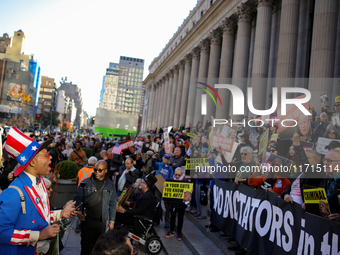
[[200, 185, 208, 206], [84, 179, 106, 207]]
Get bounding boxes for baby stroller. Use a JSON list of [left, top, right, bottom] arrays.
[[127, 196, 163, 254]]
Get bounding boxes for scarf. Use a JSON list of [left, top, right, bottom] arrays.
[[118, 166, 135, 191]]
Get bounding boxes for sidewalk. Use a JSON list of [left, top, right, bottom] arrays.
[[60, 218, 166, 255]]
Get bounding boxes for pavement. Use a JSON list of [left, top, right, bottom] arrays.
[[60, 218, 166, 255]]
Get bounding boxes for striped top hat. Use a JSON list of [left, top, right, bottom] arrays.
[[3, 127, 52, 176]]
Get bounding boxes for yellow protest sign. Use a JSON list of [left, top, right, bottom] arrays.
[[163, 181, 193, 200], [187, 132, 197, 138], [303, 188, 327, 204], [186, 158, 209, 171]]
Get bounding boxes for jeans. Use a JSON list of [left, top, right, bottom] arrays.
[[195, 184, 203, 215]]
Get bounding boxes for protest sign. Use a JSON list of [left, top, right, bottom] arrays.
[[258, 129, 270, 163], [277, 95, 311, 139], [303, 185, 330, 218], [332, 115, 340, 126], [163, 130, 171, 154], [300, 141, 314, 150], [320, 93, 328, 102], [316, 137, 340, 155], [211, 180, 340, 255], [111, 143, 122, 155], [209, 125, 236, 152], [186, 158, 209, 171], [215, 142, 239, 164], [152, 142, 159, 153], [270, 133, 278, 141], [163, 180, 193, 204], [187, 132, 197, 138], [119, 139, 134, 151]]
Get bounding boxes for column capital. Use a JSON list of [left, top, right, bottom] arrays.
[[165, 73, 170, 80], [170, 68, 174, 75], [184, 53, 192, 65], [222, 18, 237, 35], [152, 83, 157, 91], [209, 28, 222, 45], [191, 47, 200, 60], [198, 38, 210, 53], [179, 59, 186, 68], [255, 0, 274, 8], [174, 64, 180, 74], [237, 3, 255, 23]]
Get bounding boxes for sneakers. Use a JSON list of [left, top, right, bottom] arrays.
[[220, 234, 229, 239], [185, 207, 191, 212], [193, 213, 201, 217], [197, 215, 207, 219], [165, 231, 174, 238], [189, 210, 197, 214], [177, 233, 182, 241]]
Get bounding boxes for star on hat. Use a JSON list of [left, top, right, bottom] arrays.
[[31, 146, 37, 151]]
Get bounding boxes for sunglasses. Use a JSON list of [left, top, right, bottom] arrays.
[[241, 153, 248, 156], [330, 131, 336, 135], [94, 168, 107, 173], [269, 149, 277, 152]]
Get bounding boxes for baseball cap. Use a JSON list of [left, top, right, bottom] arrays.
[[163, 154, 171, 159]]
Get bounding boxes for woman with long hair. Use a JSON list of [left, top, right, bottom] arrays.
[[324, 124, 340, 139]]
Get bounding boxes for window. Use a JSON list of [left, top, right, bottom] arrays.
[[44, 101, 51, 106], [42, 95, 52, 99]]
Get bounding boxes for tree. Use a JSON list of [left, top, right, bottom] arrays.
[[40, 112, 60, 127]]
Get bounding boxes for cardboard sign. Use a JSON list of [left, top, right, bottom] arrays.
[[154, 174, 165, 194], [152, 142, 159, 152], [215, 142, 239, 164], [303, 185, 330, 218], [186, 158, 209, 171], [332, 115, 340, 126], [119, 139, 134, 151], [316, 137, 340, 155], [163, 180, 193, 201]]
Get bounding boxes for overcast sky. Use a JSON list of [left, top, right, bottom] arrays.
[[0, 0, 198, 116]]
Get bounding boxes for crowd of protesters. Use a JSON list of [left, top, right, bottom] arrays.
[[0, 98, 340, 255]]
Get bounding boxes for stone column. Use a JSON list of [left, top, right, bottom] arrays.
[[147, 83, 156, 129], [266, 2, 281, 109], [276, 0, 300, 78], [169, 65, 179, 124], [179, 54, 192, 127], [193, 39, 210, 127], [333, 2, 340, 103], [160, 75, 169, 127], [173, 61, 185, 129], [204, 29, 222, 123], [216, 18, 236, 119], [308, 0, 339, 110], [153, 82, 161, 129], [251, 0, 273, 113], [165, 70, 173, 127], [231, 3, 253, 118], [186, 47, 200, 127], [159, 77, 167, 128]]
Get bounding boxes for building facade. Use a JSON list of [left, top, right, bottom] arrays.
[[142, 0, 340, 131], [100, 57, 145, 115], [39, 76, 55, 113], [59, 80, 83, 128]]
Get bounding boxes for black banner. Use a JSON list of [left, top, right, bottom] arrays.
[[211, 179, 340, 255]]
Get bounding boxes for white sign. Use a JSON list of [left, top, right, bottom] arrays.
[[316, 137, 340, 155]]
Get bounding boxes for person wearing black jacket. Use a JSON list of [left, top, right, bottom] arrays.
[[117, 158, 139, 194], [131, 153, 146, 178], [116, 174, 157, 234]]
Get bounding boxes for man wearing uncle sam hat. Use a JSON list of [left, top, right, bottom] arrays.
[[0, 127, 78, 255]]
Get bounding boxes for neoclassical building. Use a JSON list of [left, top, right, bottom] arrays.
[[141, 0, 340, 131]]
